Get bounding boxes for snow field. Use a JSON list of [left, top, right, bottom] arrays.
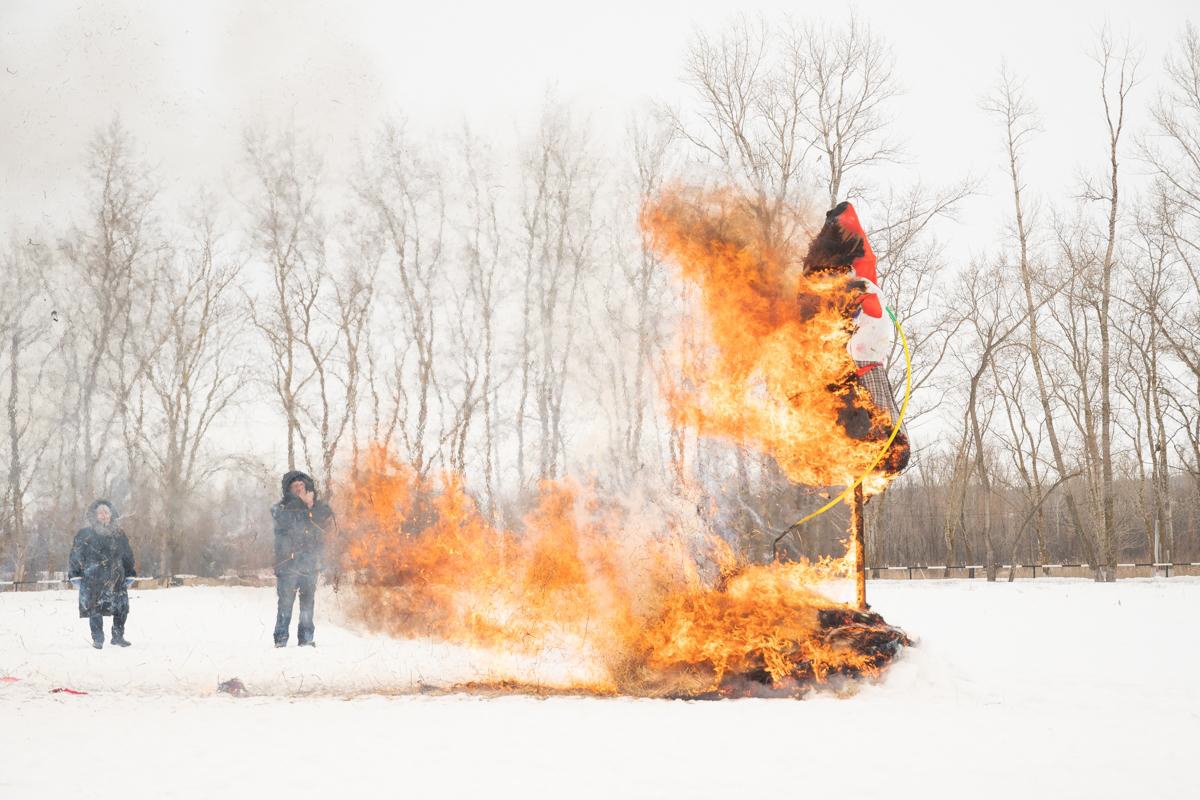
[[2, 579, 1198, 799]]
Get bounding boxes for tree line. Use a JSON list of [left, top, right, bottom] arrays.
[[2, 16, 1198, 583]]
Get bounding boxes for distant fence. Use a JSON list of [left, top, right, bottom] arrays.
[[870, 562, 1200, 580], [0, 574, 276, 592], [4, 563, 1200, 592]]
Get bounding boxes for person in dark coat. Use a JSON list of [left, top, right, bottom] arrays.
[[272, 470, 336, 647], [68, 500, 136, 649]]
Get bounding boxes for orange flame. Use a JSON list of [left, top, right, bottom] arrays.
[[338, 188, 909, 697], [642, 187, 898, 491], [340, 447, 895, 697]]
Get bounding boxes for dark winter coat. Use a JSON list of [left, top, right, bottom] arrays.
[[68, 500, 136, 619], [272, 470, 335, 577]]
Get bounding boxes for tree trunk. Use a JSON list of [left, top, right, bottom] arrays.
[[7, 331, 26, 583]]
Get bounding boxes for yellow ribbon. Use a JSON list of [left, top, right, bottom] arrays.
[[788, 311, 912, 528]]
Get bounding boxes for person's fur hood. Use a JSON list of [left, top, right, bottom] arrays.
[[85, 499, 119, 527], [280, 470, 318, 502]]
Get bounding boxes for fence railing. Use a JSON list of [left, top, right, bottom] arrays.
[[4, 563, 1200, 592], [0, 574, 275, 592], [870, 562, 1200, 580]]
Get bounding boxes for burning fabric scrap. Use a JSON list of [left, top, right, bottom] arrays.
[[337, 189, 910, 699]]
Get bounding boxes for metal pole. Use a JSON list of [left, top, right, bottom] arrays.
[[851, 485, 867, 609]]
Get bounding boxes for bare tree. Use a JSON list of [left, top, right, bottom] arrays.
[[870, 182, 972, 433], [591, 113, 676, 489], [670, 17, 799, 249], [669, 14, 900, 250], [0, 241, 55, 581], [515, 101, 599, 488], [1087, 31, 1139, 580], [58, 119, 162, 516], [982, 67, 1094, 569], [355, 121, 446, 478], [1144, 23, 1200, 248], [243, 127, 326, 472], [788, 14, 900, 206], [336, 213, 383, 485], [1114, 214, 1180, 569], [944, 245, 1093, 579], [1144, 24, 1200, 561], [990, 347, 1052, 577], [453, 130, 504, 513], [1048, 34, 1140, 580], [295, 261, 356, 498], [939, 422, 973, 575], [137, 209, 245, 576], [946, 263, 1019, 580]]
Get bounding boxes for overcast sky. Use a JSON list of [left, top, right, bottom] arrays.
[[1, 0, 1195, 472], [3, 0, 1196, 246]]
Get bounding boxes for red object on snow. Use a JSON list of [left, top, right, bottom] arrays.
[[50, 687, 88, 695], [0, 676, 20, 683]]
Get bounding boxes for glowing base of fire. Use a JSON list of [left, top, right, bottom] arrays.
[[341, 448, 910, 699], [346, 580, 911, 700]]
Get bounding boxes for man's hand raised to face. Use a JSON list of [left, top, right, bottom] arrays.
[[289, 479, 315, 509]]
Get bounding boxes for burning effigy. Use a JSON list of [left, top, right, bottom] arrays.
[[802, 200, 909, 474], [644, 189, 908, 488], [338, 189, 910, 698]]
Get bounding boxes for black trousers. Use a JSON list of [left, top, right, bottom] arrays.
[[274, 571, 317, 645], [89, 611, 127, 642]]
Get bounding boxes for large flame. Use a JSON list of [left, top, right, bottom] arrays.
[[642, 188, 899, 492], [340, 447, 901, 697], [338, 188, 909, 697]]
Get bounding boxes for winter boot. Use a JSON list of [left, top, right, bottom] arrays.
[[89, 616, 104, 649], [111, 615, 131, 647]]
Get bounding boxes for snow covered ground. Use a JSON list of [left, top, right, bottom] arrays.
[[3, 579, 1198, 799]]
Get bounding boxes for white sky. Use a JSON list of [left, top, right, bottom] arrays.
[[1, 0, 1195, 466], [2, 0, 1195, 248]]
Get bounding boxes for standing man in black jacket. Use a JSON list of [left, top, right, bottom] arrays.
[[272, 470, 336, 647], [69, 500, 136, 649]]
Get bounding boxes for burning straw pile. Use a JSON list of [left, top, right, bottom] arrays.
[[338, 189, 910, 698]]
